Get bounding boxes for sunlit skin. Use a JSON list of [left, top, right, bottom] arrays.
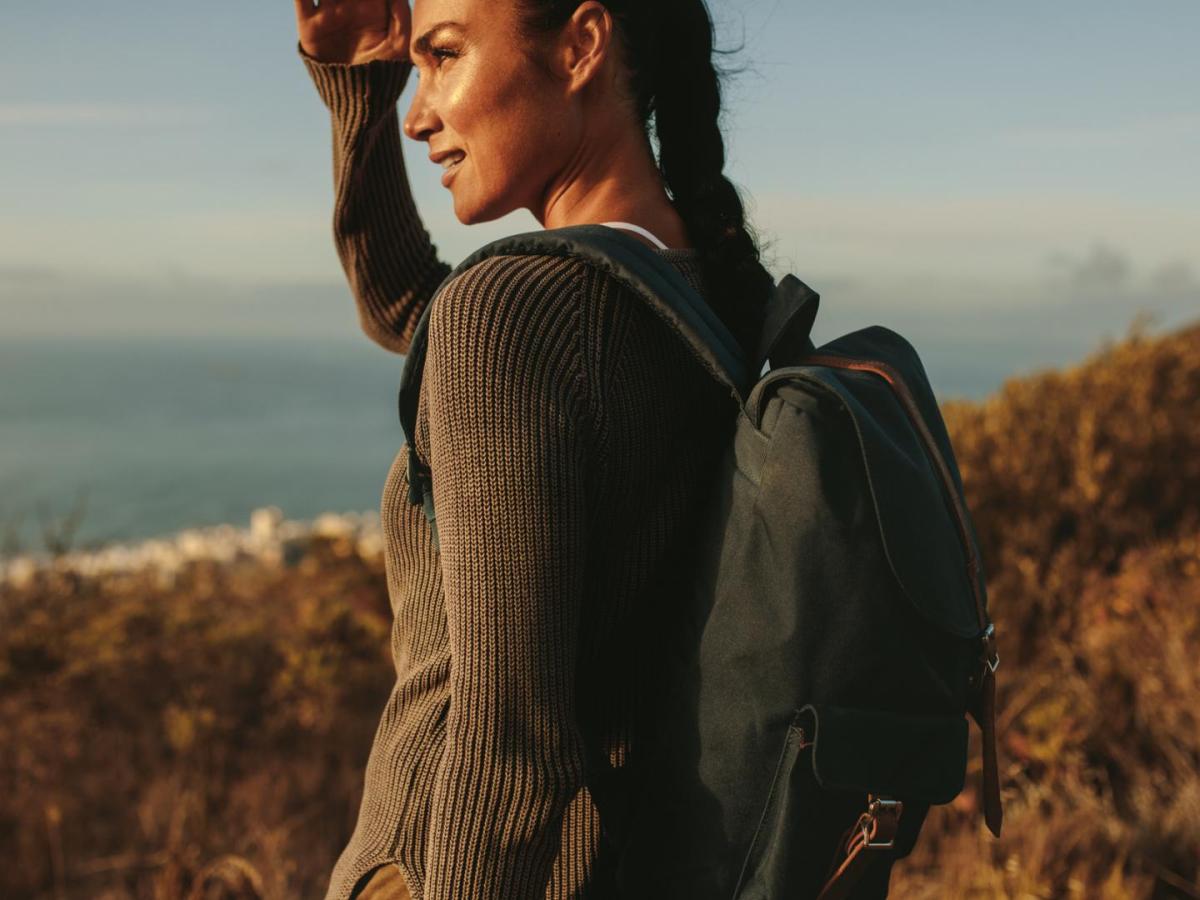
[[296, 0, 690, 249]]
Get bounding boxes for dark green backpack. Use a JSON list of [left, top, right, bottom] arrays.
[[398, 224, 1002, 899]]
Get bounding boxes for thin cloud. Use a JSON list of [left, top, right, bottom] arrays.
[[1047, 243, 1133, 293], [0, 103, 206, 127], [0, 264, 61, 286], [794, 240, 1199, 358], [1149, 260, 1200, 297], [995, 112, 1200, 151], [1045, 243, 1200, 308], [746, 191, 1200, 296], [0, 267, 357, 340]]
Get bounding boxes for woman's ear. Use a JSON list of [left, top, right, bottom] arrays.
[[555, 0, 616, 95]]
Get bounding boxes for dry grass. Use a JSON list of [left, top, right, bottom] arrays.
[[2, 317, 1198, 898], [0, 540, 394, 899], [894, 318, 1200, 899]]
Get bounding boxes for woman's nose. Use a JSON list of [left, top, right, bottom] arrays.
[[403, 80, 438, 142]]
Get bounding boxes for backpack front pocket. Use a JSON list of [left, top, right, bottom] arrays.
[[731, 711, 869, 900]]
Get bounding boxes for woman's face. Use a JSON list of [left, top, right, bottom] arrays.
[[404, 0, 579, 225]]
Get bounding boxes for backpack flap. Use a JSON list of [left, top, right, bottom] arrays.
[[758, 323, 1003, 835], [797, 704, 967, 805], [768, 321, 1003, 830], [755, 326, 991, 641]]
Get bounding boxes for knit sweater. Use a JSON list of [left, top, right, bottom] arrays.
[[303, 51, 737, 900]]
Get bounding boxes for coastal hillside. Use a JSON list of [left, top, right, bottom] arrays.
[[894, 317, 1200, 898], [2, 318, 1197, 899]]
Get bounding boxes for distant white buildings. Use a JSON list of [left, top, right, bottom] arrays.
[[0, 506, 384, 589]]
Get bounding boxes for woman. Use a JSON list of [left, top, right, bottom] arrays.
[[294, 1, 775, 897]]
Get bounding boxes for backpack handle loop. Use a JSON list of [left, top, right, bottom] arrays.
[[755, 274, 820, 373]]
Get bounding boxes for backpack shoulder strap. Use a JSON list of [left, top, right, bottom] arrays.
[[398, 224, 755, 454]]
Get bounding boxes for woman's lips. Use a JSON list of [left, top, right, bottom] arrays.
[[441, 154, 465, 187]]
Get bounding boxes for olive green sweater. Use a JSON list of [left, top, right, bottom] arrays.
[[303, 51, 734, 900]]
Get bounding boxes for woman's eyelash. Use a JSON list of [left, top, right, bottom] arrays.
[[431, 48, 458, 64]]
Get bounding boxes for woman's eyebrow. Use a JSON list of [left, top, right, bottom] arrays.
[[412, 21, 465, 58]]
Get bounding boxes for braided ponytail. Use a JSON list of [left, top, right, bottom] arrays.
[[650, 1, 775, 361], [518, 0, 776, 363]]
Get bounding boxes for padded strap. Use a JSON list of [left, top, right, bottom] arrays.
[[486, 225, 752, 398], [397, 225, 754, 460]]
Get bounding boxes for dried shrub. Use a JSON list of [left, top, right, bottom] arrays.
[[894, 319, 1200, 898], [0, 539, 392, 899], [2, 317, 1198, 898]]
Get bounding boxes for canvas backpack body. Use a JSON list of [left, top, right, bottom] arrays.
[[397, 224, 1002, 899]]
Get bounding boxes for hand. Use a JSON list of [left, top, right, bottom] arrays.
[[294, 0, 412, 66]]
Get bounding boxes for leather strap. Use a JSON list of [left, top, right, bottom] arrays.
[[816, 796, 903, 900], [970, 627, 1003, 837], [975, 665, 1003, 837]]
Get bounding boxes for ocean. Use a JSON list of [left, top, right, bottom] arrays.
[[1, 335, 1018, 552], [1, 338, 407, 552]]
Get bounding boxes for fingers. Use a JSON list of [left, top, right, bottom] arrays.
[[389, 0, 411, 26], [389, 0, 413, 46], [293, 0, 317, 19]]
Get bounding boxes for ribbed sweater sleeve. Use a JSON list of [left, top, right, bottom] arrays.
[[420, 254, 592, 899], [300, 45, 453, 354]]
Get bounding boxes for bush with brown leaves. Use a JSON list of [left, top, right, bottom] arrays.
[[2, 318, 1197, 898]]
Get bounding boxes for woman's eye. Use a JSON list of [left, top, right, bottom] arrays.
[[431, 48, 458, 66]]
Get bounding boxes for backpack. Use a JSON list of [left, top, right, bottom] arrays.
[[397, 224, 1002, 899]]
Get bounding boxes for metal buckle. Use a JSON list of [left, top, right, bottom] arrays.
[[862, 796, 903, 850], [982, 623, 1000, 674]]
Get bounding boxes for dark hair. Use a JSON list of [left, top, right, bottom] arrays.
[[517, 0, 776, 364]]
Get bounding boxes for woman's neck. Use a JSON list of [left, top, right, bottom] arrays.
[[534, 119, 691, 250]]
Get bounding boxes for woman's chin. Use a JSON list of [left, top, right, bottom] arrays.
[[453, 193, 517, 227], [450, 191, 480, 225]]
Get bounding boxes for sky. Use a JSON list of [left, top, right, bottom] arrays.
[[2, 0, 1197, 385]]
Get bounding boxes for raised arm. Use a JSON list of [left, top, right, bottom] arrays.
[[422, 256, 594, 899], [296, 0, 452, 354]]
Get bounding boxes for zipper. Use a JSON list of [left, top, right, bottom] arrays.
[[758, 354, 988, 633]]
